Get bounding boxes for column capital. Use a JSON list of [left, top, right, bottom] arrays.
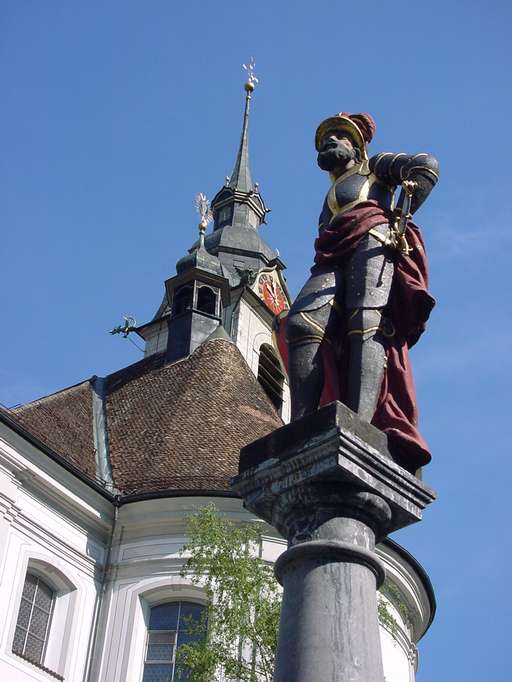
[[231, 401, 436, 540]]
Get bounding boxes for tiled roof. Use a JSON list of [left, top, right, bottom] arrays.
[[7, 339, 283, 497], [11, 381, 97, 480]]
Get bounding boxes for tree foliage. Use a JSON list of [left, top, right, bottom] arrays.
[[177, 504, 281, 681], [176, 505, 402, 680]]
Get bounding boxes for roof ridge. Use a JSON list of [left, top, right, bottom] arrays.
[[106, 350, 166, 380], [12, 378, 93, 413]]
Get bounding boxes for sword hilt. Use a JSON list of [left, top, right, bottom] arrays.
[[396, 179, 418, 234], [401, 179, 418, 197], [390, 179, 418, 254]]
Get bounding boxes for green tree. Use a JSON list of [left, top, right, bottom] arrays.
[[177, 504, 281, 682], [176, 505, 400, 681]]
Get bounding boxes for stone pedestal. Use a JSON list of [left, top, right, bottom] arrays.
[[231, 401, 436, 682]]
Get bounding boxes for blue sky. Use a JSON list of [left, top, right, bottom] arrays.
[[1, 1, 511, 679]]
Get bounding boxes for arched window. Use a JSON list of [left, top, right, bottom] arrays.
[[257, 344, 285, 411], [172, 285, 193, 317], [142, 601, 206, 682], [196, 285, 217, 316], [11, 560, 76, 680], [12, 573, 55, 667]]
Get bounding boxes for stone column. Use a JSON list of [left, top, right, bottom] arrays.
[[231, 401, 435, 682]]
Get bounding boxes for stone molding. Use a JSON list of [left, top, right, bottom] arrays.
[[234, 401, 436, 537], [275, 538, 386, 587]]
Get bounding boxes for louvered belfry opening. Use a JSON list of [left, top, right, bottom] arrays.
[[172, 285, 193, 317], [257, 344, 285, 411], [196, 285, 217, 316]]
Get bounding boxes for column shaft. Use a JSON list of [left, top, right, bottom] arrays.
[[275, 556, 384, 682]]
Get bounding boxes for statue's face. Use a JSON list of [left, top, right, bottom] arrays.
[[317, 129, 358, 175]]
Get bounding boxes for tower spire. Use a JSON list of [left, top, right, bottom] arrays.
[[211, 59, 268, 234], [228, 58, 258, 193]]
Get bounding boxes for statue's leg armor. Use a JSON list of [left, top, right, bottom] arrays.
[[345, 225, 395, 421], [286, 266, 343, 420]]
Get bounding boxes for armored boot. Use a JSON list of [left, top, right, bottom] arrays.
[[287, 337, 324, 420]]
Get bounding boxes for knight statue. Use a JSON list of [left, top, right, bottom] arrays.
[[279, 112, 439, 474]]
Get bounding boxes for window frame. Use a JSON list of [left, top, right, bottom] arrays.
[[106, 579, 207, 682], [12, 572, 56, 666], [144, 629, 177, 664], [9, 558, 77, 680], [195, 284, 219, 317], [142, 600, 206, 682]]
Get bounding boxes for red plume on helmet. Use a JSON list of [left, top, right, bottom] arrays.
[[338, 112, 376, 145]]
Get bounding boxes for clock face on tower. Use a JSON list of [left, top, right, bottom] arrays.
[[257, 272, 288, 315]]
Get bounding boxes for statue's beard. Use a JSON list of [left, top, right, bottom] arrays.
[[317, 145, 357, 173]]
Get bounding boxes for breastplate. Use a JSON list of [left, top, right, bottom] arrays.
[[322, 162, 394, 225]]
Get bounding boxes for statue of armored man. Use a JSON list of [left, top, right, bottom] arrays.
[[277, 112, 439, 474]]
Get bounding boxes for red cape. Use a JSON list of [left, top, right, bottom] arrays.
[[276, 200, 435, 472]]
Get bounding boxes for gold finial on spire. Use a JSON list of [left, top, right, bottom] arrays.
[[194, 192, 213, 245], [226, 59, 259, 194], [242, 57, 258, 93]]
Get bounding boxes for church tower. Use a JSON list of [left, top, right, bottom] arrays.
[[136, 64, 291, 419], [163, 214, 231, 364]]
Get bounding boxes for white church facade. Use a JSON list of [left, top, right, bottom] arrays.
[[0, 406, 434, 682]]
